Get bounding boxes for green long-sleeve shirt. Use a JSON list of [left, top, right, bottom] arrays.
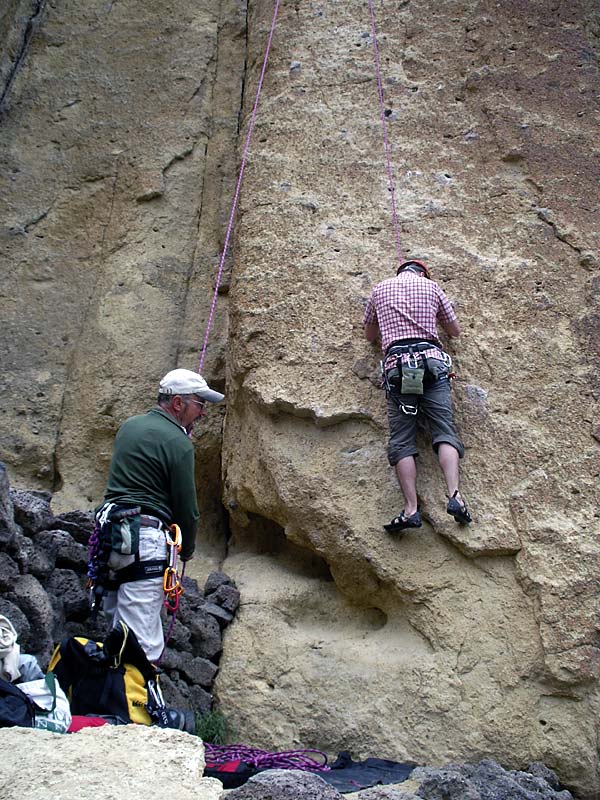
[[103, 408, 199, 559]]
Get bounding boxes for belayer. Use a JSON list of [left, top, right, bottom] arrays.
[[90, 368, 224, 662], [363, 259, 472, 533]]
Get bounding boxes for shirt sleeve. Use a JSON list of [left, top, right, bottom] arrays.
[[169, 446, 200, 560], [436, 287, 458, 326], [363, 292, 378, 325]]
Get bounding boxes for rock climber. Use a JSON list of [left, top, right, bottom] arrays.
[[97, 368, 224, 661], [363, 259, 472, 533]]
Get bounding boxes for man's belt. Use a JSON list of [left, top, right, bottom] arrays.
[[386, 339, 440, 355], [140, 514, 165, 529], [107, 558, 168, 587]]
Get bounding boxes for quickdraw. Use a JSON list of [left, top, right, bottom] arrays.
[[163, 524, 184, 613]]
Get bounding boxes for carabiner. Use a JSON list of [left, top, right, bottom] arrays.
[[400, 403, 419, 415], [163, 523, 184, 613]]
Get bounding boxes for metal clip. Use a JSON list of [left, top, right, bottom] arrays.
[[380, 359, 392, 392], [441, 351, 453, 370], [163, 524, 184, 613], [400, 403, 419, 415]]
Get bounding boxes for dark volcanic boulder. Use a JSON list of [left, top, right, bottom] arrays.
[[413, 760, 573, 800], [50, 510, 95, 546], [10, 489, 54, 534], [227, 770, 344, 800], [0, 464, 18, 547]]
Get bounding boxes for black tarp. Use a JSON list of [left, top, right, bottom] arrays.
[[204, 751, 417, 793]]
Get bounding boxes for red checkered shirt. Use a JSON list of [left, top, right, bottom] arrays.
[[363, 271, 457, 354]]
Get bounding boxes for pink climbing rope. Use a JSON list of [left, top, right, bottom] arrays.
[[367, 0, 403, 268], [204, 744, 330, 772], [198, 0, 282, 373]]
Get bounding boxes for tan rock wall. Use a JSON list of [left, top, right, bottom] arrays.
[[217, 1, 600, 797], [0, 0, 244, 567], [1, 0, 600, 797]]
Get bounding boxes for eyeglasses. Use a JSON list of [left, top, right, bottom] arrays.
[[185, 397, 206, 410]]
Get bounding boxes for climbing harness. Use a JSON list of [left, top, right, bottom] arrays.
[[163, 524, 184, 613], [382, 341, 453, 414], [88, 508, 176, 617], [197, 0, 281, 372]]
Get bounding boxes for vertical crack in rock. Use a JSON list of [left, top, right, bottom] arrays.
[[52, 164, 120, 492], [237, 3, 249, 136], [173, 138, 209, 367], [0, 0, 47, 114], [175, 0, 248, 368]]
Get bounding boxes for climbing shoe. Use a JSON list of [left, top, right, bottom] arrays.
[[156, 708, 196, 734], [384, 510, 422, 533], [446, 491, 472, 525]]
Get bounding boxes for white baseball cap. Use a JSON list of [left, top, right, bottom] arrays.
[[159, 369, 224, 403]]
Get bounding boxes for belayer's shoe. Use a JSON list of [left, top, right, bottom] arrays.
[[384, 510, 422, 533], [446, 491, 472, 525], [163, 707, 196, 734]]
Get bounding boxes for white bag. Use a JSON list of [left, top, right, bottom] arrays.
[[19, 672, 72, 734], [0, 614, 21, 682]]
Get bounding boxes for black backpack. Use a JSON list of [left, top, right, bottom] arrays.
[[0, 678, 40, 728], [48, 623, 156, 725], [48, 623, 194, 732]]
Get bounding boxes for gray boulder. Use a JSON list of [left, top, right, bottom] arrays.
[[159, 670, 212, 715], [414, 760, 572, 800], [415, 768, 481, 800], [8, 530, 36, 575], [227, 769, 344, 800], [160, 649, 217, 687], [47, 569, 89, 622], [50, 510, 95, 545], [48, 529, 88, 571], [188, 683, 213, 715], [204, 601, 234, 627], [162, 616, 193, 653], [187, 608, 222, 660], [526, 763, 560, 791], [0, 464, 18, 547], [10, 489, 54, 534], [6, 573, 54, 661], [25, 540, 54, 581], [204, 570, 235, 595], [357, 789, 419, 800], [205, 582, 240, 614], [0, 552, 20, 592]]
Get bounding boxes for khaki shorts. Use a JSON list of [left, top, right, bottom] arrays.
[[387, 358, 464, 465]]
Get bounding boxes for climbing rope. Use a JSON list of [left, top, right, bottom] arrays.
[[198, 0, 282, 373], [367, 0, 403, 268], [204, 744, 330, 772]]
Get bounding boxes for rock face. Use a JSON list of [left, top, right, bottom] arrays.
[[0, 725, 223, 800], [1, 1, 599, 799], [218, 2, 600, 799], [0, 0, 238, 574]]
